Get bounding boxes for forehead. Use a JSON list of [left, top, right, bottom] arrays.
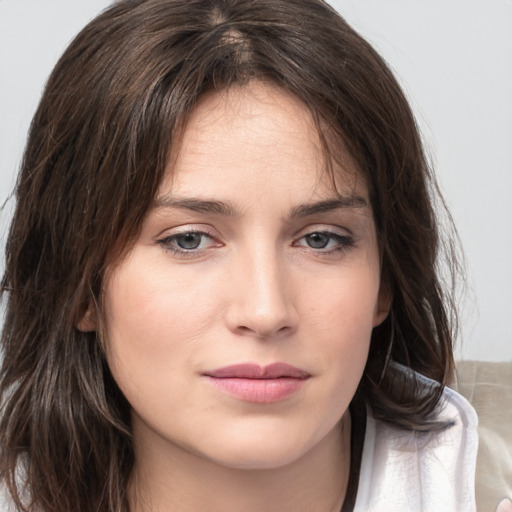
[[161, 81, 366, 204]]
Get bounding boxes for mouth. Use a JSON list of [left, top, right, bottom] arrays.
[[202, 363, 311, 403]]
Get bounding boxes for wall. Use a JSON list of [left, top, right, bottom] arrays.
[[1, 0, 511, 361]]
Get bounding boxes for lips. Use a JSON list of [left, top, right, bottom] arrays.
[[203, 363, 310, 403], [204, 363, 310, 380]]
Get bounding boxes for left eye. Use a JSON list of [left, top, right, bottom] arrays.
[[296, 231, 353, 250]]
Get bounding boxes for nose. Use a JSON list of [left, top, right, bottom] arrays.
[[224, 247, 298, 339]]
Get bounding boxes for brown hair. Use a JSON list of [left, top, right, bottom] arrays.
[[0, 0, 461, 510]]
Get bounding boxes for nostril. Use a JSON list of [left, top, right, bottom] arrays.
[[234, 323, 294, 339]]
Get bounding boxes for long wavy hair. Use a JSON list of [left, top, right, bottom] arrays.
[[0, 0, 462, 510]]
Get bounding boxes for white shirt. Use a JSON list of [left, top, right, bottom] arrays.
[[354, 382, 478, 511]]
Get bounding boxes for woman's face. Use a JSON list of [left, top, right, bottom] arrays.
[[100, 82, 389, 471]]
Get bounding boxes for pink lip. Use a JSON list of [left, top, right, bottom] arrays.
[[203, 363, 310, 403]]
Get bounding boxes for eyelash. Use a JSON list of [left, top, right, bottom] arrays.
[[156, 228, 356, 258]]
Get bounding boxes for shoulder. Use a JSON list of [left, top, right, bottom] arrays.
[[354, 368, 478, 512]]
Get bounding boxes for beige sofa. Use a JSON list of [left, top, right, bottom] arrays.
[[453, 361, 512, 512]]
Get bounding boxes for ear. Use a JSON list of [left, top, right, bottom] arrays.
[[372, 285, 392, 327], [76, 303, 98, 332]]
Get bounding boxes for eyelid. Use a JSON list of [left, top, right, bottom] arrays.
[[155, 223, 221, 241]]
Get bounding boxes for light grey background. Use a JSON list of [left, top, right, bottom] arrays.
[[1, 0, 511, 361]]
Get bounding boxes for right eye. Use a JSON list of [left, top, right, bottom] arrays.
[[157, 230, 220, 255], [172, 232, 207, 250]]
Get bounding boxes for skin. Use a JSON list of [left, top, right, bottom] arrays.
[[84, 82, 389, 511]]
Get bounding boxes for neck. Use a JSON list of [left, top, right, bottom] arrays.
[[129, 413, 351, 512]]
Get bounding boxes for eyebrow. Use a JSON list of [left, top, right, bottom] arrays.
[[153, 194, 368, 218], [153, 196, 242, 217], [290, 196, 368, 218]]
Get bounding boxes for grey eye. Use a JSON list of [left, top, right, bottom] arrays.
[[305, 233, 330, 249], [175, 232, 204, 249]]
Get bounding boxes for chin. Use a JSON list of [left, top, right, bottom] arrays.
[[209, 450, 304, 471], [200, 431, 316, 471]]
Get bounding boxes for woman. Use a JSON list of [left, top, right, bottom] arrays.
[[0, 1, 477, 511]]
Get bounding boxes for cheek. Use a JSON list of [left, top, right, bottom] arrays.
[[291, 271, 376, 446], [302, 264, 381, 334], [106, 250, 220, 335], [298, 264, 379, 379], [102, 253, 220, 399]]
